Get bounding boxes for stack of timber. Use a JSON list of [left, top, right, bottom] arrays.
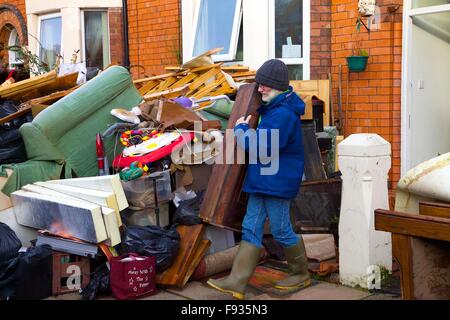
[[10, 175, 127, 247], [134, 48, 256, 104]]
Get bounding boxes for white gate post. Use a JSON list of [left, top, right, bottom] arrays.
[[338, 134, 392, 288]]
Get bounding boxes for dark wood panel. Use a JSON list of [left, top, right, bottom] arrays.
[[156, 224, 204, 287], [199, 83, 261, 229]]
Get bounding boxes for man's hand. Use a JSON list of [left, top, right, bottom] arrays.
[[235, 115, 252, 126]]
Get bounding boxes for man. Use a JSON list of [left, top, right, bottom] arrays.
[[207, 59, 310, 300]]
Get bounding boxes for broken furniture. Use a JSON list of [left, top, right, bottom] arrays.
[[1, 66, 143, 195], [375, 152, 450, 299]]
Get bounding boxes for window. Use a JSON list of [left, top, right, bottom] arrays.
[[82, 10, 110, 70], [8, 28, 23, 67], [192, 0, 242, 61], [270, 0, 309, 79], [38, 14, 62, 69]]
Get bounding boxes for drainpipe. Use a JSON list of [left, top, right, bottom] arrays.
[[122, 0, 130, 69]]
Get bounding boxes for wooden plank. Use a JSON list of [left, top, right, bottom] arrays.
[[156, 224, 204, 287], [419, 201, 450, 219], [46, 175, 128, 211], [221, 65, 250, 72], [199, 83, 262, 229], [168, 72, 198, 89], [187, 67, 222, 94], [179, 239, 211, 288], [133, 72, 175, 84], [188, 63, 223, 74], [138, 80, 158, 95], [318, 79, 330, 127], [392, 234, 415, 300], [2, 78, 58, 99], [0, 70, 57, 96], [191, 75, 226, 100], [374, 209, 450, 242], [143, 84, 189, 101], [0, 105, 32, 125]]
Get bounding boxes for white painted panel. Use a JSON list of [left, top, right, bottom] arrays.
[[409, 23, 450, 169]]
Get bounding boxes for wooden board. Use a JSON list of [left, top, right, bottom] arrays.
[[419, 201, 450, 219], [374, 209, 450, 242], [199, 83, 261, 230], [290, 80, 330, 127], [180, 239, 211, 288], [34, 181, 122, 226], [0, 70, 57, 97], [11, 190, 107, 243], [46, 175, 128, 211], [156, 224, 204, 287]]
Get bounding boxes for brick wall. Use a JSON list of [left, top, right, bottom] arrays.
[[310, 0, 331, 80], [108, 8, 124, 66], [331, 0, 403, 187], [127, 0, 181, 79], [0, 1, 27, 66]]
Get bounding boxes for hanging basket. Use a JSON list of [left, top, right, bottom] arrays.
[[346, 56, 369, 72]]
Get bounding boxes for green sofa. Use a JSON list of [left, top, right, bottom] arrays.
[[1, 66, 143, 195]]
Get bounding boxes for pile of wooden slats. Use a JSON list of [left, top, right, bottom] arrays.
[[135, 63, 239, 102]]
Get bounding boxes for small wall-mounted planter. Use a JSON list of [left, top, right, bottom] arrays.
[[346, 56, 369, 72]]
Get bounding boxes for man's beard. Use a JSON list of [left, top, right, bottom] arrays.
[[262, 89, 283, 102]]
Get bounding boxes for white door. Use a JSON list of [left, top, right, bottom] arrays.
[[402, 1, 450, 174]]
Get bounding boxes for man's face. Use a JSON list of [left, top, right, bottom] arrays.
[[258, 84, 281, 102]]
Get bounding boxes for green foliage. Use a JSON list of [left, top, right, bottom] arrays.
[[6, 45, 51, 76]]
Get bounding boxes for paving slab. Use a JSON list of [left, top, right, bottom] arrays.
[[250, 282, 372, 300], [166, 281, 262, 300]]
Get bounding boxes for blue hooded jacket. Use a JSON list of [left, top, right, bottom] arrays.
[[234, 86, 305, 199]]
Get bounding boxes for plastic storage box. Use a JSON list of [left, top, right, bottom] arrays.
[[121, 170, 172, 209]]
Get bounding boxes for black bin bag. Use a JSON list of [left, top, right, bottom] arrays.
[[121, 225, 180, 273], [0, 245, 53, 300], [0, 222, 21, 262]]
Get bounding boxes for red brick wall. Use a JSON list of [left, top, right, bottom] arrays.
[[127, 0, 181, 79], [0, 1, 27, 66], [108, 8, 124, 66], [310, 0, 331, 80], [331, 0, 403, 187]]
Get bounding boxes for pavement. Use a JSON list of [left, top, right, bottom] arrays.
[[46, 278, 401, 301]]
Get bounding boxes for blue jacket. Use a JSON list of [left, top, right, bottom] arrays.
[[234, 86, 305, 199]]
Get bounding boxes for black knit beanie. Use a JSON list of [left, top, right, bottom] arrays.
[[255, 59, 289, 91]]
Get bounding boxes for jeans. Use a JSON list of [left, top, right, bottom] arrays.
[[242, 193, 299, 248]]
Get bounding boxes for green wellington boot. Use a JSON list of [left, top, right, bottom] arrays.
[[207, 241, 260, 300], [275, 240, 311, 289]]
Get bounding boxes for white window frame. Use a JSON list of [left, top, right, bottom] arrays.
[[190, 0, 243, 62], [268, 0, 310, 80], [8, 28, 23, 66], [37, 12, 63, 65], [401, 1, 450, 175], [80, 9, 111, 69]]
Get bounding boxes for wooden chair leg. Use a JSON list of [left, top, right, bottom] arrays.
[[392, 234, 414, 299]]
